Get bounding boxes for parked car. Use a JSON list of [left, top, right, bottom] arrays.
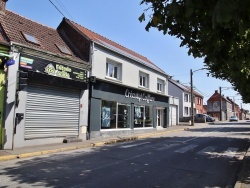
[[205, 114, 215, 122], [194, 114, 215, 122], [229, 115, 238, 122]]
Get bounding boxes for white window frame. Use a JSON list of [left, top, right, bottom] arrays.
[[157, 78, 164, 93], [106, 60, 122, 80], [184, 107, 189, 115], [184, 93, 188, 102], [139, 72, 149, 88]]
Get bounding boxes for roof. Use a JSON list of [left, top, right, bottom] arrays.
[[169, 79, 203, 98], [0, 10, 87, 63], [207, 91, 231, 103], [63, 18, 167, 74]]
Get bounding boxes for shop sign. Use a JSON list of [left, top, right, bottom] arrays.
[[20, 56, 88, 82], [125, 89, 155, 103]]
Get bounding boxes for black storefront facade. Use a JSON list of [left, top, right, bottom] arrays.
[[88, 79, 170, 138]]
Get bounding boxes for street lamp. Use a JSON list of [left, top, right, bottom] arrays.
[[190, 68, 207, 126]]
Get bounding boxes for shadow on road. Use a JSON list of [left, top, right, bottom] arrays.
[[1, 127, 250, 188]]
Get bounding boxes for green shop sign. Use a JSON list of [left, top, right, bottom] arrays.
[[20, 55, 88, 82]]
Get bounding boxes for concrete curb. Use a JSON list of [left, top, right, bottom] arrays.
[[0, 127, 188, 162]]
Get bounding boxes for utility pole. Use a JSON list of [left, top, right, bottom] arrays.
[[219, 86, 222, 121], [190, 69, 194, 126]]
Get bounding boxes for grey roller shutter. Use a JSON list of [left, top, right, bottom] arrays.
[[25, 84, 80, 139]]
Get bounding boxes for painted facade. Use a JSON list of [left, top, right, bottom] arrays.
[[58, 18, 176, 138]]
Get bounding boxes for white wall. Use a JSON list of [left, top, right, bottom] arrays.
[[92, 45, 168, 95]]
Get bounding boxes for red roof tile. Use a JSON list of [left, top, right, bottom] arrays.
[[0, 10, 87, 63]]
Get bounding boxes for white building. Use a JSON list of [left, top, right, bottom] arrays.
[[58, 18, 178, 138]]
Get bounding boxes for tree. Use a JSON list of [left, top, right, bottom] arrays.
[[139, 0, 250, 103]]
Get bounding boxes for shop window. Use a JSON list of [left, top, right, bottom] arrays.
[[139, 72, 149, 88], [106, 60, 121, 80], [101, 100, 117, 129], [145, 106, 153, 127], [101, 100, 131, 129], [134, 105, 144, 128], [134, 105, 153, 128]]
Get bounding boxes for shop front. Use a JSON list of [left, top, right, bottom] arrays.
[[4, 52, 89, 149], [89, 80, 169, 138]]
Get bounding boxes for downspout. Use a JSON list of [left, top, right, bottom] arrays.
[[9, 42, 19, 150], [87, 41, 94, 140]]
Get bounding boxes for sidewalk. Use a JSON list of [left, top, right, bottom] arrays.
[[0, 123, 196, 161], [0, 123, 249, 188]]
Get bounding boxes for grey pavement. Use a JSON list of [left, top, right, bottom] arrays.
[[0, 122, 249, 188]]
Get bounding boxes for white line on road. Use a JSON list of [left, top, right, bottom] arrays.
[[174, 144, 198, 153], [119, 142, 151, 148], [182, 127, 224, 143], [83, 152, 152, 172], [156, 143, 180, 151]]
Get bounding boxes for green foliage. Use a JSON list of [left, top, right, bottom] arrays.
[[139, 0, 250, 102]]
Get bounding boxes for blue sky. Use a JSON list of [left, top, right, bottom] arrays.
[[6, 0, 249, 110]]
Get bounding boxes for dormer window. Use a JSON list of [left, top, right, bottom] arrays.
[[55, 44, 72, 55], [21, 32, 40, 45]]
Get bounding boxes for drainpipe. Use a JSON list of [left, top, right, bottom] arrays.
[[87, 41, 94, 140]]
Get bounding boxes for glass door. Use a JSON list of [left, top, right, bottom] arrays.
[[117, 104, 130, 128], [157, 109, 164, 127]]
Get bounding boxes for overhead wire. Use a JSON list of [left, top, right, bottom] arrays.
[[48, 0, 66, 17], [54, 0, 75, 20]]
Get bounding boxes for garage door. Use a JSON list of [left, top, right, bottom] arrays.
[[25, 84, 80, 139], [169, 106, 177, 126]]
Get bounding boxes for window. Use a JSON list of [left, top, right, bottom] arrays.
[[157, 78, 164, 93], [134, 105, 153, 128], [101, 100, 131, 129], [139, 72, 149, 88], [101, 100, 117, 129], [55, 44, 72, 55], [184, 107, 188, 115], [21, 32, 40, 45], [184, 93, 189, 102], [106, 60, 121, 80]]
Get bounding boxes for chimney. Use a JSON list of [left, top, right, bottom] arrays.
[[215, 90, 218, 93], [0, 0, 8, 14]]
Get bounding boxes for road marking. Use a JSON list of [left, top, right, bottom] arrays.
[[83, 152, 152, 172], [174, 144, 198, 153], [156, 143, 180, 151], [182, 127, 224, 143], [197, 146, 216, 155], [119, 142, 151, 148]]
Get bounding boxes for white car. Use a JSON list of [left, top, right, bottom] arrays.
[[229, 116, 238, 122]]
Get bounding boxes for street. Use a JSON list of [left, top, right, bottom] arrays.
[[0, 124, 250, 188]]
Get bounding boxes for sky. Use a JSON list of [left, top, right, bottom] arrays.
[[6, 0, 250, 111]]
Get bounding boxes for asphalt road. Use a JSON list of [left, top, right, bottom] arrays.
[[0, 124, 250, 188]]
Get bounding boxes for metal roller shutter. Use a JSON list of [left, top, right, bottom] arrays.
[[25, 84, 80, 139]]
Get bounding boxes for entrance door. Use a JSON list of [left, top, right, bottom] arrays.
[[117, 104, 130, 128], [157, 109, 164, 127]]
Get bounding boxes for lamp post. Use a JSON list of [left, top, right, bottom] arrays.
[[190, 68, 206, 126]]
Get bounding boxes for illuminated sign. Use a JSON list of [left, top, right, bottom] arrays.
[[20, 55, 88, 82]]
